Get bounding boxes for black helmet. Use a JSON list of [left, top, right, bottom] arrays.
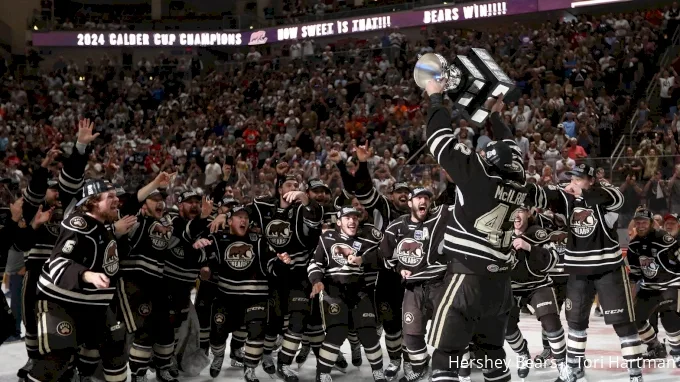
[[484, 140, 525, 181]]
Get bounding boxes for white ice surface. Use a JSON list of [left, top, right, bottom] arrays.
[[2, 299, 680, 382]]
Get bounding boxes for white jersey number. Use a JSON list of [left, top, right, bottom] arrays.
[[473, 204, 516, 249]]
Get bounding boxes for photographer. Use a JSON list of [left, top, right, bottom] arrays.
[[643, 171, 669, 215]]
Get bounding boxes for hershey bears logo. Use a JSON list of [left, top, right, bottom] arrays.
[[149, 222, 173, 250], [266, 219, 291, 247], [57, 321, 73, 336], [102, 240, 119, 276], [330, 243, 357, 266], [214, 313, 225, 324], [570, 208, 598, 238], [548, 231, 568, 255], [224, 242, 255, 270], [638, 256, 660, 279], [396, 238, 425, 267]]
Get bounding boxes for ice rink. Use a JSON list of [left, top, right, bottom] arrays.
[[2, 308, 680, 382]]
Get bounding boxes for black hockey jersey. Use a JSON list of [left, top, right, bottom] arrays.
[[308, 228, 381, 288], [352, 162, 409, 231], [248, 197, 322, 272], [371, 205, 449, 286], [19, 148, 88, 271], [425, 105, 543, 275], [627, 229, 680, 291], [37, 213, 122, 307], [162, 211, 209, 286], [205, 232, 277, 297], [511, 226, 559, 292], [533, 181, 624, 275]]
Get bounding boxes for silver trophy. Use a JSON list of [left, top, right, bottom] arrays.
[[414, 49, 516, 126]]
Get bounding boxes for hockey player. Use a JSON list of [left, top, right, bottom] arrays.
[[200, 205, 291, 381], [627, 208, 680, 367], [296, 178, 349, 368], [534, 213, 569, 366], [195, 196, 245, 362], [368, 187, 448, 382], [17, 121, 94, 380], [28, 179, 137, 382], [533, 164, 644, 382], [116, 172, 174, 382], [351, 151, 411, 380], [248, 166, 322, 382], [308, 206, 387, 382], [505, 206, 567, 381], [423, 83, 541, 382], [153, 191, 213, 382]]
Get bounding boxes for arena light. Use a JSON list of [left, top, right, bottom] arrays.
[[571, 0, 631, 8]]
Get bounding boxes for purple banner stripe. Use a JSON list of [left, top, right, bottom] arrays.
[[30, 0, 595, 47]]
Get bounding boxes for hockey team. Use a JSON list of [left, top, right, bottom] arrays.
[[1, 81, 680, 382]]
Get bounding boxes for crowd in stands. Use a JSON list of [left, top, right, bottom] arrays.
[[7, 7, 680, 218]]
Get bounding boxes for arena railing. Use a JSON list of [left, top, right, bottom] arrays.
[[609, 25, 680, 180]]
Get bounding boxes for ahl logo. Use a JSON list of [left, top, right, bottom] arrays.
[[570, 207, 598, 238], [266, 219, 292, 247], [102, 241, 119, 276], [328, 304, 340, 315], [224, 242, 255, 270], [403, 312, 414, 325], [57, 321, 73, 336], [379, 302, 390, 313], [638, 256, 659, 278], [330, 243, 357, 266], [395, 238, 425, 267], [565, 298, 572, 311]]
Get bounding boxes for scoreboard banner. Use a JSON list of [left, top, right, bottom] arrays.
[[31, 0, 630, 47]]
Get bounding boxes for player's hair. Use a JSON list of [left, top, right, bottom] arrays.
[[78, 194, 104, 213]]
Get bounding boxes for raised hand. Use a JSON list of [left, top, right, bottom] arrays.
[[355, 142, 370, 162], [10, 197, 23, 222], [209, 214, 227, 233], [426, 78, 445, 96], [32, 205, 55, 229], [77, 118, 100, 145], [283, 191, 309, 205], [491, 93, 505, 114], [276, 161, 290, 176], [327, 150, 342, 164], [41, 146, 62, 168], [155, 172, 176, 188], [201, 196, 213, 218]]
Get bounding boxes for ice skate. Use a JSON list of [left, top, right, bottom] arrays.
[[642, 340, 667, 360], [231, 347, 245, 368], [244, 366, 260, 382], [517, 350, 531, 379], [372, 369, 387, 382], [385, 359, 401, 381], [168, 356, 179, 378], [534, 347, 553, 367], [276, 363, 299, 382], [17, 359, 34, 380], [555, 361, 575, 382], [295, 344, 311, 368], [398, 362, 427, 382], [458, 377, 471, 382], [673, 354, 680, 368], [210, 355, 224, 377], [629, 375, 644, 382], [316, 372, 332, 382], [130, 373, 148, 382], [262, 354, 276, 375], [155, 368, 178, 382], [333, 353, 348, 373], [350, 343, 362, 366]]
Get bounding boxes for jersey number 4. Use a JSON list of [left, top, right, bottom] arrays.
[[474, 204, 516, 249]]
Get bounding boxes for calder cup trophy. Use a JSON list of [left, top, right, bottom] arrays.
[[414, 48, 517, 127]]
